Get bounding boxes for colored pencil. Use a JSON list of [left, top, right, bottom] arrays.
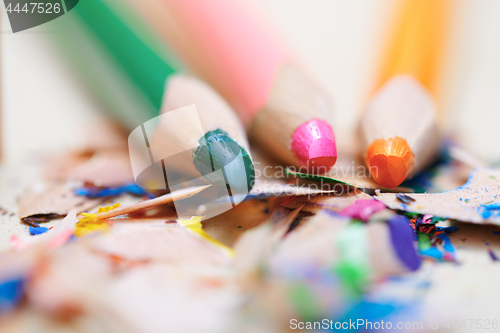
[[360, 0, 451, 188], [128, 0, 338, 173], [55, 0, 254, 191]]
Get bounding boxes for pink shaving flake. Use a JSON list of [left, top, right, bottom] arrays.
[[47, 229, 74, 249], [423, 214, 433, 224], [9, 235, 27, 251], [339, 199, 386, 221]]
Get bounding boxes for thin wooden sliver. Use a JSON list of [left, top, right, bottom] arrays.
[[79, 185, 210, 221]]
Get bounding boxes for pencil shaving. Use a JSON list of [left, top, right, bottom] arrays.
[[77, 185, 210, 221], [18, 182, 102, 223], [376, 167, 500, 224]]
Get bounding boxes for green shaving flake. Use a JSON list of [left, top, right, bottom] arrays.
[[430, 216, 447, 223], [464, 199, 470, 203], [333, 223, 370, 298], [285, 168, 351, 186], [288, 284, 321, 322], [418, 233, 431, 251]]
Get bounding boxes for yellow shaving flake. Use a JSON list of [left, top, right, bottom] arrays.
[[178, 216, 234, 257], [75, 203, 121, 237]]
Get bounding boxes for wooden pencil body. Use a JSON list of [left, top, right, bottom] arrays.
[[361, 0, 452, 185], [250, 65, 334, 167], [129, 74, 254, 192], [361, 75, 439, 176], [149, 74, 251, 160]]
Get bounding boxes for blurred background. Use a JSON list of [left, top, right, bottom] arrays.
[[2, 0, 500, 163]]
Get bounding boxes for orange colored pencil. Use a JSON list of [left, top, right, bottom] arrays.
[[360, 0, 452, 188]]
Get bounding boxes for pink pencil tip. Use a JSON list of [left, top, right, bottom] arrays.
[[291, 119, 337, 173]]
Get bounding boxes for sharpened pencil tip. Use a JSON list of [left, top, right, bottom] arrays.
[[291, 119, 337, 173], [366, 137, 414, 188], [193, 129, 255, 192]]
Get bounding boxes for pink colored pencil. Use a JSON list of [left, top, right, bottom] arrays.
[[145, 0, 337, 173]]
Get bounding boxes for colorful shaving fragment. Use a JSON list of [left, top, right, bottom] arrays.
[[485, 242, 499, 261], [339, 199, 386, 222], [399, 147, 456, 193], [488, 248, 499, 261], [430, 216, 448, 223], [29, 225, 49, 235], [45, 211, 78, 248], [400, 169, 435, 193], [75, 203, 120, 237], [479, 203, 500, 219], [396, 194, 416, 204], [413, 216, 458, 261], [75, 183, 155, 199], [288, 284, 322, 322], [9, 235, 27, 251], [286, 215, 303, 235], [0, 277, 25, 315], [281, 196, 297, 206], [333, 223, 370, 297], [387, 216, 421, 271], [335, 300, 399, 330], [178, 217, 234, 257], [422, 214, 433, 224]]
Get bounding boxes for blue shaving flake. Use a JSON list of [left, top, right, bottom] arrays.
[[415, 220, 458, 261], [441, 236, 455, 253], [488, 249, 499, 261], [332, 300, 402, 332], [396, 194, 416, 204], [0, 278, 25, 315], [401, 148, 454, 193], [29, 226, 49, 235], [493, 231, 500, 235], [479, 203, 500, 219], [420, 247, 443, 260], [75, 183, 155, 199], [435, 226, 459, 234]]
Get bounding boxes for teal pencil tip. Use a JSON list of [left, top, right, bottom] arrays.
[[194, 129, 255, 194]]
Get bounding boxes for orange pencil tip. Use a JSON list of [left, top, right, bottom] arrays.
[[366, 137, 414, 188]]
